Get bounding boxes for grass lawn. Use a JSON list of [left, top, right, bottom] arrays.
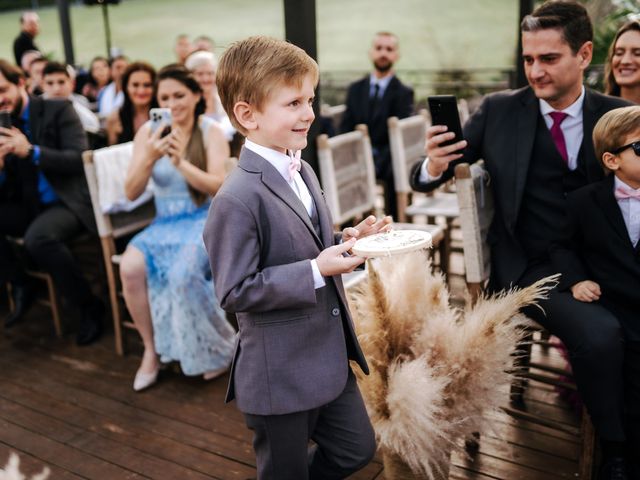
[[0, 0, 519, 72]]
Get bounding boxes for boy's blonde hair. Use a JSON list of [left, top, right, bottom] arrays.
[[593, 105, 640, 173], [217, 36, 319, 135]]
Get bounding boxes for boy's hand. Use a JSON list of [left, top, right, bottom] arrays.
[[570, 280, 601, 303], [342, 215, 393, 243], [316, 238, 364, 276]]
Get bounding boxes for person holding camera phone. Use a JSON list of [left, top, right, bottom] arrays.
[[0, 59, 104, 345], [119, 64, 235, 392], [410, 2, 633, 478]]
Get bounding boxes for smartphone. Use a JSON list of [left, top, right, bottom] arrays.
[[427, 95, 464, 149], [0, 110, 12, 131], [149, 108, 172, 138]]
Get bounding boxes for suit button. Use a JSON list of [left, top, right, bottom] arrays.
[[331, 307, 340, 317]]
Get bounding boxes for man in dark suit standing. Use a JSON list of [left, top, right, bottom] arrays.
[[410, 2, 630, 478], [0, 59, 103, 345], [340, 31, 414, 220], [13, 12, 40, 67]]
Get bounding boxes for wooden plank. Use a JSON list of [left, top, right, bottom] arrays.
[[0, 419, 144, 479], [0, 444, 83, 480]]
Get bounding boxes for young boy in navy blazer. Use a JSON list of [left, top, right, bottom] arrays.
[[203, 36, 391, 480], [551, 105, 640, 478]]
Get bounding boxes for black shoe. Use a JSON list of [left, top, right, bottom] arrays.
[[599, 457, 630, 480], [4, 282, 34, 328], [76, 299, 104, 346]]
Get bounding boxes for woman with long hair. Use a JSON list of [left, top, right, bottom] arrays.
[[120, 64, 235, 391], [604, 20, 640, 104], [82, 56, 111, 105], [106, 61, 156, 145]]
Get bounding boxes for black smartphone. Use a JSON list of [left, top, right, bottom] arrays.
[[427, 95, 464, 149], [0, 110, 11, 130]]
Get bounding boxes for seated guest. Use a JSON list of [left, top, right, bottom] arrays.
[[105, 61, 156, 145], [605, 20, 640, 105], [0, 59, 103, 344], [174, 34, 193, 65], [24, 54, 46, 96], [551, 106, 640, 477], [193, 35, 214, 53], [42, 61, 100, 134], [185, 51, 235, 141], [82, 56, 111, 106], [119, 64, 235, 391], [98, 55, 129, 118]]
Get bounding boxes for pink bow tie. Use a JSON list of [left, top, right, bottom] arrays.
[[288, 149, 301, 182], [615, 186, 640, 200]]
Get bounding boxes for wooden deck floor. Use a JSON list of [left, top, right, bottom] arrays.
[[0, 289, 587, 480]]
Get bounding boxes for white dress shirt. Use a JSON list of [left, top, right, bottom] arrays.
[[539, 86, 585, 171], [244, 139, 326, 288], [419, 86, 587, 183], [614, 176, 640, 247]]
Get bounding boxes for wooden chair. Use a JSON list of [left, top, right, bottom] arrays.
[[320, 103, 346, 134], [5, 238, 62, 337], [387, 112, 458, 276], [83, 148, 156, 355], [453, 161, 595, 479], [317, 124, 446, 268]]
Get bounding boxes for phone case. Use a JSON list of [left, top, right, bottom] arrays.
[[428, 95, 463, 148]]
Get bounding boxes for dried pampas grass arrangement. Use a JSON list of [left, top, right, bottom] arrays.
[[0, 453, 50, 480], [348, 251, 557, 480]]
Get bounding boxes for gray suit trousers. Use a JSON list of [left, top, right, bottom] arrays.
[[244, 370, 376, 480]]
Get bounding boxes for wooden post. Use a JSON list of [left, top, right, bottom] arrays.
[[283, 0, 320, 174], [56, 0, 75, 65]]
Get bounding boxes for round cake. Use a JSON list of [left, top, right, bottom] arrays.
[[352, 230, 432, 258]]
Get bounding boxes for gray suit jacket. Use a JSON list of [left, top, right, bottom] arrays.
[[203, 147, 369, 416]]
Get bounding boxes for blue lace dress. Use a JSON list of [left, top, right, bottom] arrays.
[[129, 120, 235, 375]]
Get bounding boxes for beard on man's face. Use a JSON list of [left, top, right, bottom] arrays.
[[374, 59, 393, 74]]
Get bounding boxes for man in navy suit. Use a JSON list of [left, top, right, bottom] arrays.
[[340, 32, 414, 220], [410, 2, 630, 478]]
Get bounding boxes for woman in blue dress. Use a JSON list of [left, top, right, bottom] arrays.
[[120, 64, 235, 391]]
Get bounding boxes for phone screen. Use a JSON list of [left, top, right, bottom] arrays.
[[428, 95, 464, 149]]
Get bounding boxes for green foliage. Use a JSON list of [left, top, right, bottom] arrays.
[[592, 2, 638, 65]]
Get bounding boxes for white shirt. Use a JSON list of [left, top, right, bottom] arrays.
[[419, 86, 587, 183], [244, 139, 326, 288], [614, 176, 640, 247], [539, 86, 585, 171], [98, 82, 124, 117]]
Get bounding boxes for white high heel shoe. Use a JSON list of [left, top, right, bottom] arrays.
[[133, 365, 160, 392]]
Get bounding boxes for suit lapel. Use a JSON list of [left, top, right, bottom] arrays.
[[581, 89, 601, 181], [28, 96, 43, 143], [513, 88, 539, 224], [300, 162, 332, 247], [360, 76, 372, 120], [239, 148, 322, 247], [596, 175, 635, 251]]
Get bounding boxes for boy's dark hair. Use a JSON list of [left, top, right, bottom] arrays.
[[0, 59, 25, 84], [521, 1, 593, 54], [43, 61, 70, 78]]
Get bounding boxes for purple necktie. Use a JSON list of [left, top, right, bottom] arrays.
[[549, 111, 569, 165]]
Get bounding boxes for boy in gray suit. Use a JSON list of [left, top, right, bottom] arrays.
[[203, 36, 390, 479]]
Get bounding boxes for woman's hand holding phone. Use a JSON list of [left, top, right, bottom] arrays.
[[167, 126, 188, 167], [143, 122, 171, 165]]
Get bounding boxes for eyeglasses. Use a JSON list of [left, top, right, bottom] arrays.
[[613, 140, 640, 156]]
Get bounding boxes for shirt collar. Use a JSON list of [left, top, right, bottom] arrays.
[[369, 73, 393, 91], [244, 139, 294, 183], [614, 175, 640, 195], [539, 85, 585, 118]]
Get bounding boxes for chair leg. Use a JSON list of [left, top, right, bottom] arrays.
[[44, 274, 63, 338], [7, 282, 16, 312], [579, 407, 596, 480], [510, 329, 534, 404], [396, 192, 408, 223]]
